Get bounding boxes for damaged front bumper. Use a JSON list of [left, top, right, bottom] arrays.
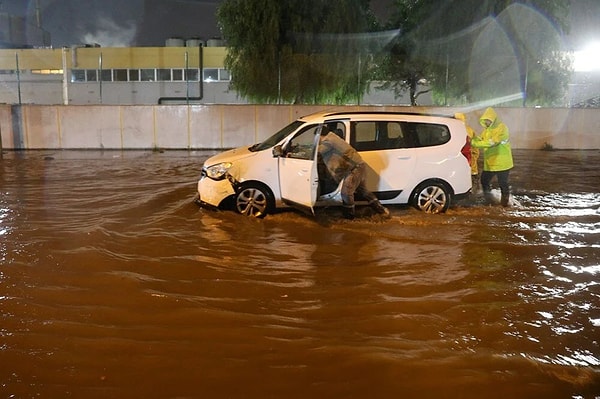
[[196, 173, 238, 209]]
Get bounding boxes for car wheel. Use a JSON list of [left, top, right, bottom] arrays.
[[412, 181, 451, 214], [235, 183, 274, 218]]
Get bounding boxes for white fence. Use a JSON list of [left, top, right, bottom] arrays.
[[1, 104, 599, 150]]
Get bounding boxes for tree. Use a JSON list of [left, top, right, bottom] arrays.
[[373, 0, 438, 105], [217, 0, 378, 104], [376, 0, 572, 106]]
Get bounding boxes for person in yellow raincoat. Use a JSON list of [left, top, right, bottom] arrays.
[[471, 107, 514, 206], [454, 113, 480, 190]]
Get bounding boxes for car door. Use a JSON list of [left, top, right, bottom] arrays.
[[351, 120, 417, 196], [277, 124, 321, 214]]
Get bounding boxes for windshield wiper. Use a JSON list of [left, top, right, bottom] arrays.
[[248, 143, 261, 152]]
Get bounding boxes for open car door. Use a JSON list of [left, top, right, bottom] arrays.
[[276, 124, 321, 215]]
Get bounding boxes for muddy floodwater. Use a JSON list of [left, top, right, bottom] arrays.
[[1, 149, 599, 398]]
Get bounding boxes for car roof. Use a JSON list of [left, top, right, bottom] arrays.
[[298, 110, 457, 123]]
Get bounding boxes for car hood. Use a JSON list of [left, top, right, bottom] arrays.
[[204, 146, 257, 167]]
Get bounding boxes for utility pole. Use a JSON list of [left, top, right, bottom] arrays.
[[16, 53, 21, 105], [62, 47, 69, 104]]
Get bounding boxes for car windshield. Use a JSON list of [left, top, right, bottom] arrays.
[[249, 120, 304, 152]]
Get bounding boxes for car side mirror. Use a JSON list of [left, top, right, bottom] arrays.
[[272, 145, 284, 157]]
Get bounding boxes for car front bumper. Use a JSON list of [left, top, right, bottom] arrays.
[[197, 176, 235, 208]]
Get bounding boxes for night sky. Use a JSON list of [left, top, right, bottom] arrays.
[[1, 0, 223, 47], [0, 0, 598, 50]]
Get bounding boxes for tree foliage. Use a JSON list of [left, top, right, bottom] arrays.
[[377, 0, 572, 106], [218, 0, 572, 106], [217, 0, 377, 104]]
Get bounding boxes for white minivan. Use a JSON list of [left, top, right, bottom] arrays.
[[196, 111, 472, 217]]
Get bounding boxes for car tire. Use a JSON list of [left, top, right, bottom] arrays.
[[234, 182, 275, 218], [411, 181, 451, 214]]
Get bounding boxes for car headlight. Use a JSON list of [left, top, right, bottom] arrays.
[[205, 162, 232, 180]]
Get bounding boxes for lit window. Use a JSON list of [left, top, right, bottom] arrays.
[[31, 69, 63, 74], [203, 68, 218, 82]]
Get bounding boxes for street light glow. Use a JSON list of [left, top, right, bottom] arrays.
[[574, 41, 600, 72]]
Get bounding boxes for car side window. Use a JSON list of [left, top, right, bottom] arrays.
[[352, 122, 376, 151], [385, 122, 405, 148], [350, 121, 406, 151], [285, 125, 319, 160], [402, 122, 450, 148], [350, 120, 451, 151], [325, 121, 346, 139]]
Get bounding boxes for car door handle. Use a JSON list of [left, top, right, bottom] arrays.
[[397, 156, 412, 160]]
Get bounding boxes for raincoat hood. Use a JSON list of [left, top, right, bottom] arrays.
[[479, 107, 498, 128]]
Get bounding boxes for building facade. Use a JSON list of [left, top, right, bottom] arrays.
[[0, 42, 247, 105], [0, 42, 422, 106]]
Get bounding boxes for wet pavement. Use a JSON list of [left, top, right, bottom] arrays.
[[1, 149, 599, 398]]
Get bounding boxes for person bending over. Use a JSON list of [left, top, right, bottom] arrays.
[[318, 125, 390, 219]]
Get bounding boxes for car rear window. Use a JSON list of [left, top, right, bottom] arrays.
[[351, 121, 450, 151]]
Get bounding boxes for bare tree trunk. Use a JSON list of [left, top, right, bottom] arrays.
[[409, 78, 417, 106]]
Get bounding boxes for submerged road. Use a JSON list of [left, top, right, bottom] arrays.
[[0, 149, 599, 398]]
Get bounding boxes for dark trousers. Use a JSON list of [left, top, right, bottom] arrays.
[[481, 169, 511, 196], [341, 163, 378, 207]]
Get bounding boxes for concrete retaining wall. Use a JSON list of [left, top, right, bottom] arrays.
[[1, 104, 599, 150]]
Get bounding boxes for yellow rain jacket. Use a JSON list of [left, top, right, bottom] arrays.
[[471, 107, 513, 172]]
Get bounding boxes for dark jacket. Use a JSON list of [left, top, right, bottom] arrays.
[[318, 130, 363, 182]]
